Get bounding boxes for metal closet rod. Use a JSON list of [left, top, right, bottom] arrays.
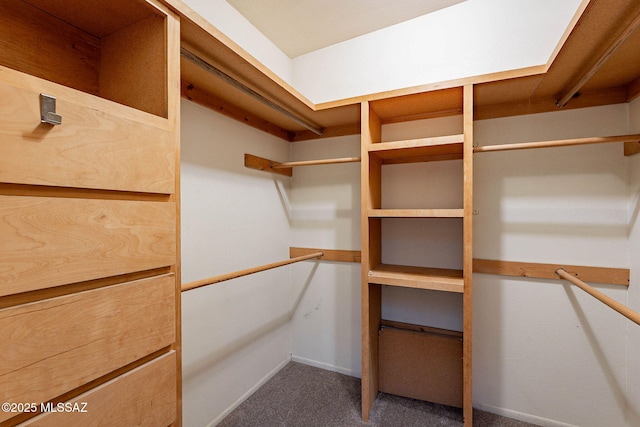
[[180, 47, 324, 136], [556, 268, 640, 326], [181, 251, 323, 292]]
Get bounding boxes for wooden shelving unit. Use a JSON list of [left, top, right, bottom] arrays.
[[360, 85, 474, 426]]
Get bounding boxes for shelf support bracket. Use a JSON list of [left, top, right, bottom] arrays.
[[244, 154, 293, 177]]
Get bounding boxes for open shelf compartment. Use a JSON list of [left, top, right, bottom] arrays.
[[0, 0, 169, 117]]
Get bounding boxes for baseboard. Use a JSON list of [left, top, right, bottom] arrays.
[[291, 355, 360, 378], [474, 402, 579, 427], [207, 356, 292, 427]]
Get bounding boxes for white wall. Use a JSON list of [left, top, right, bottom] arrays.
[[473, 104, 634, 427], [181, 99, 292, 427], [289, 104, 639, 427], [289, 135, 362, 375], [292, 0, 583, 103]]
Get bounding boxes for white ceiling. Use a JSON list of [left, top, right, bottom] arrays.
[[226, 0, 467, 58]]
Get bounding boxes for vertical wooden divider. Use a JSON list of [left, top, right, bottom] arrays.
[[360, 101, 382, 421], [165, 3, 183, 425], [462, 84, 474, 426]]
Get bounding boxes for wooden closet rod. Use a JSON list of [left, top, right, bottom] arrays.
[[556, 268, 640, 326], [181, 251, 323, 292], [474, 134, 640, 153], [271, 157, 361, 168], [180, 48, 324, 136]]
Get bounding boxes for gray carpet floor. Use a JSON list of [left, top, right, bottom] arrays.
[[219, 361, 539, 427]]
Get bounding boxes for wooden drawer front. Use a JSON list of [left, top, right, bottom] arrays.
[[0, 196, 176, 297], [0, 74, 175, 194], [21, 351, 177, 427], [0, 274, 175, 423]]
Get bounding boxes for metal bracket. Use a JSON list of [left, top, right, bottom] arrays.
[[40, 94, 62, 125]]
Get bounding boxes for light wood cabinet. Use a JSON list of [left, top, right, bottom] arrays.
[[0, 1, 181, 426]]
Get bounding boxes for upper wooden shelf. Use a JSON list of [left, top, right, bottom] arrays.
[[164, 0, 640, 142], [368, 135, 464, 164], [369, 209, 464, 218], [368, 263, 464, 293]]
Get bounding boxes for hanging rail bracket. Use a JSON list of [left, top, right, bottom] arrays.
[[245, 153, 362, 176], [244, 153, 293, 177], [473, 259, 629, 286]]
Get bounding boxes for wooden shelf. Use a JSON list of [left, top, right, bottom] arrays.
[[368, 209, 464, 218], [368, 135, 464, 164], [368, 263, 464, 293]]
